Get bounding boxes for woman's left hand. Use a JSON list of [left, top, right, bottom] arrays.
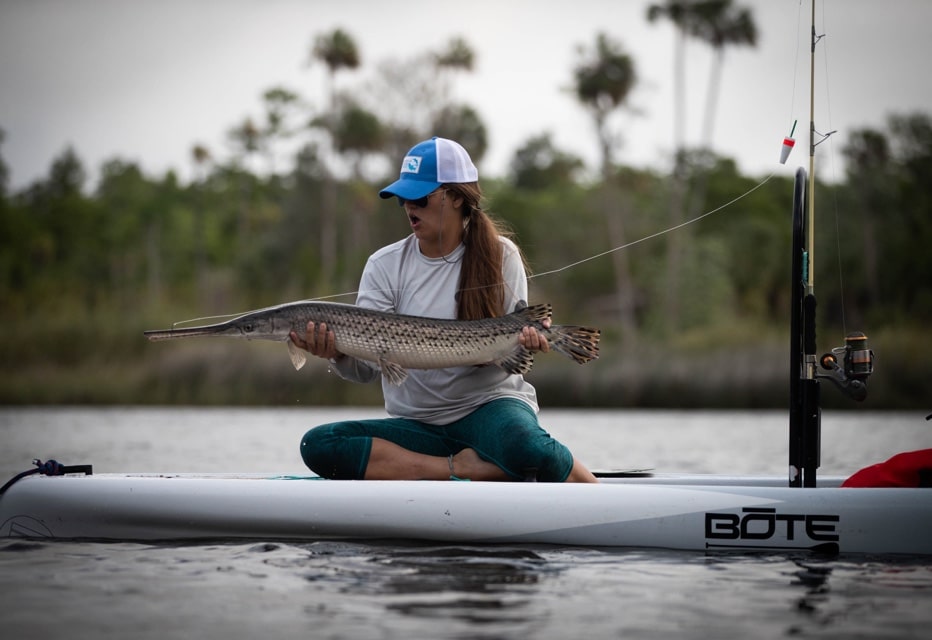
[[519, 318, 550, 353]]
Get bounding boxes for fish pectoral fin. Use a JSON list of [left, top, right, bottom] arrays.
[[378, 357, 408, 386], [287, 340, 308, 370], [493, 345, 535, 376]]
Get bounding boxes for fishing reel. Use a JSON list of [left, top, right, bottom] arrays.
[[817, 332, 874, 402]]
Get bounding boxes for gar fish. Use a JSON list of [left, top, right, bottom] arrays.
[[144, 301, 600, 385]]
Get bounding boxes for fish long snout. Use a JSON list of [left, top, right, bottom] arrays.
[[144, 323, 237, 341]]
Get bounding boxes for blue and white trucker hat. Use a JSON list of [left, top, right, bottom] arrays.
[[379, 137, 479, 201]]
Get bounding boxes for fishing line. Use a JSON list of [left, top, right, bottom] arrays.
[[168, 171, 777, 327], [817, 3, 849, 336], [529, 172, 776, 281], [786, 0, 805, 127], [326, 172, 777, 301], [170, 314, 236, 328]]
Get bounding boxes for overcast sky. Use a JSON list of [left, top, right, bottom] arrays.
[[2, 0, 930, 191]]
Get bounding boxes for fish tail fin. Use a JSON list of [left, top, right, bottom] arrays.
[[547, 325, 601, 364]]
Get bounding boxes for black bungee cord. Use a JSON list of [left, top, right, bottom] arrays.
[[0, 459, 92, 496]]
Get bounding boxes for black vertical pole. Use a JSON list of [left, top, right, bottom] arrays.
[[789, 168, 805, 487], [789, 168, 820, 487], [802, 293, 821, 487], [790, 0, 823, 488]]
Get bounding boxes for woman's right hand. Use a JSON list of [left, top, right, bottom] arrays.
[[289, 322, 341, 361]]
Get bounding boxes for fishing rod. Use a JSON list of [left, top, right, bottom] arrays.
[[807, 0, 871, 398], [788, 0, 872, 489]]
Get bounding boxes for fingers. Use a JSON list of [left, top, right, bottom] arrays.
[[306, 322, 335, 358], [290, 322, 338, 359], [519, 326, 550, 353], [288, 331, 304, 349], [538, 330, 550, 353]]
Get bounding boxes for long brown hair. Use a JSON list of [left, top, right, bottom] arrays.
[[444, 182, 528, 320]]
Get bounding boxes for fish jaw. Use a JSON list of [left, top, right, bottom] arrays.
[[143, 323, 250, 341], [144, 314, 288, 342]]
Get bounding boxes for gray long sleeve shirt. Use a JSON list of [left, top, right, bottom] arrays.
[[328, 234, 539, 425]]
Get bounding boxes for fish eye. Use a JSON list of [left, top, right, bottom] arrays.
[[242, 323, 255, 333]]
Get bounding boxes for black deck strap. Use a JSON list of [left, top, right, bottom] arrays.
[[59, 465, 93, 475], [0, 459, 93, 496], [593, 469, 655, 478]]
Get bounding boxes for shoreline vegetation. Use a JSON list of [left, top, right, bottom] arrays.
[[2, 308, 926, 409], [4, 24, 930, 411]]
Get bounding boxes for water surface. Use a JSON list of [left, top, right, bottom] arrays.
[[1, 407, 929, 639]]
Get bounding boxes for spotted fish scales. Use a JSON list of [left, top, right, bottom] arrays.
[[144, 301, 600, 385]]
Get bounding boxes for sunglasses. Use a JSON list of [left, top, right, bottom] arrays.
[[397, 189, 447, 209]]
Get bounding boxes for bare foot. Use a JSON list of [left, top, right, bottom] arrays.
[[450, 448, 509, 481]]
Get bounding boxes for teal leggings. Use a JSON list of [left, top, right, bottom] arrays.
[[300, 398, 574, 482]]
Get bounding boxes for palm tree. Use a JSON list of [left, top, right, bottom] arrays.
[[310, 28, 361, 291], [261, 86, 302, 176], [332, 101, 385, 175], [647, 0, 756, 147], [332, 99, 386, 258], [312, 28, 361, 109], [434, 36, 474, 101], [227, 118, 261, 260], [689, 1, 758, 149], [573, 33, 639, 343], [227, 118, 262, 161], [680, 2, 758, 333], [573, 33, 637, 177], [647, 1, 690, 162], [647, 1, 698, 335], [647, 1, 757, 333], [435, 36, 474, 71], [429, 37, 485, 157]]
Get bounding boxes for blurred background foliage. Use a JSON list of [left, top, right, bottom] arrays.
[[2, 3, 930, 408]]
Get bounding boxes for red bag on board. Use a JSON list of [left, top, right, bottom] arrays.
[[841, 449, 932, 488]]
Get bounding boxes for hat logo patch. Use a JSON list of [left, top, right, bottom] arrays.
[[401, 156, 421, 174]]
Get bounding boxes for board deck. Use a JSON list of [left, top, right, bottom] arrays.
[[1, 472, 929, 555]]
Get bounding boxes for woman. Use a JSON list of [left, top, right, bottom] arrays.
[[290, 137, 597, 483]]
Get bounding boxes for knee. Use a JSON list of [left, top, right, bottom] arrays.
[[300, 426, 335, 478], [494, 425, 574, 482], [519, 438, 574, 482], [299, 423, 370, 480]]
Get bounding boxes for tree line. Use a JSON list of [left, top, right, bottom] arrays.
[[1, 2, 930, 407]]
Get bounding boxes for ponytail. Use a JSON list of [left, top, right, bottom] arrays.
[[445, 182, 526, 320]]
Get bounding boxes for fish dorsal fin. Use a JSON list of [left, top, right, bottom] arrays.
[[494, 345, 535, 376], [287, 341, 308, 370], [513, 302, 552, 324], [379, 357, 409, 386]]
